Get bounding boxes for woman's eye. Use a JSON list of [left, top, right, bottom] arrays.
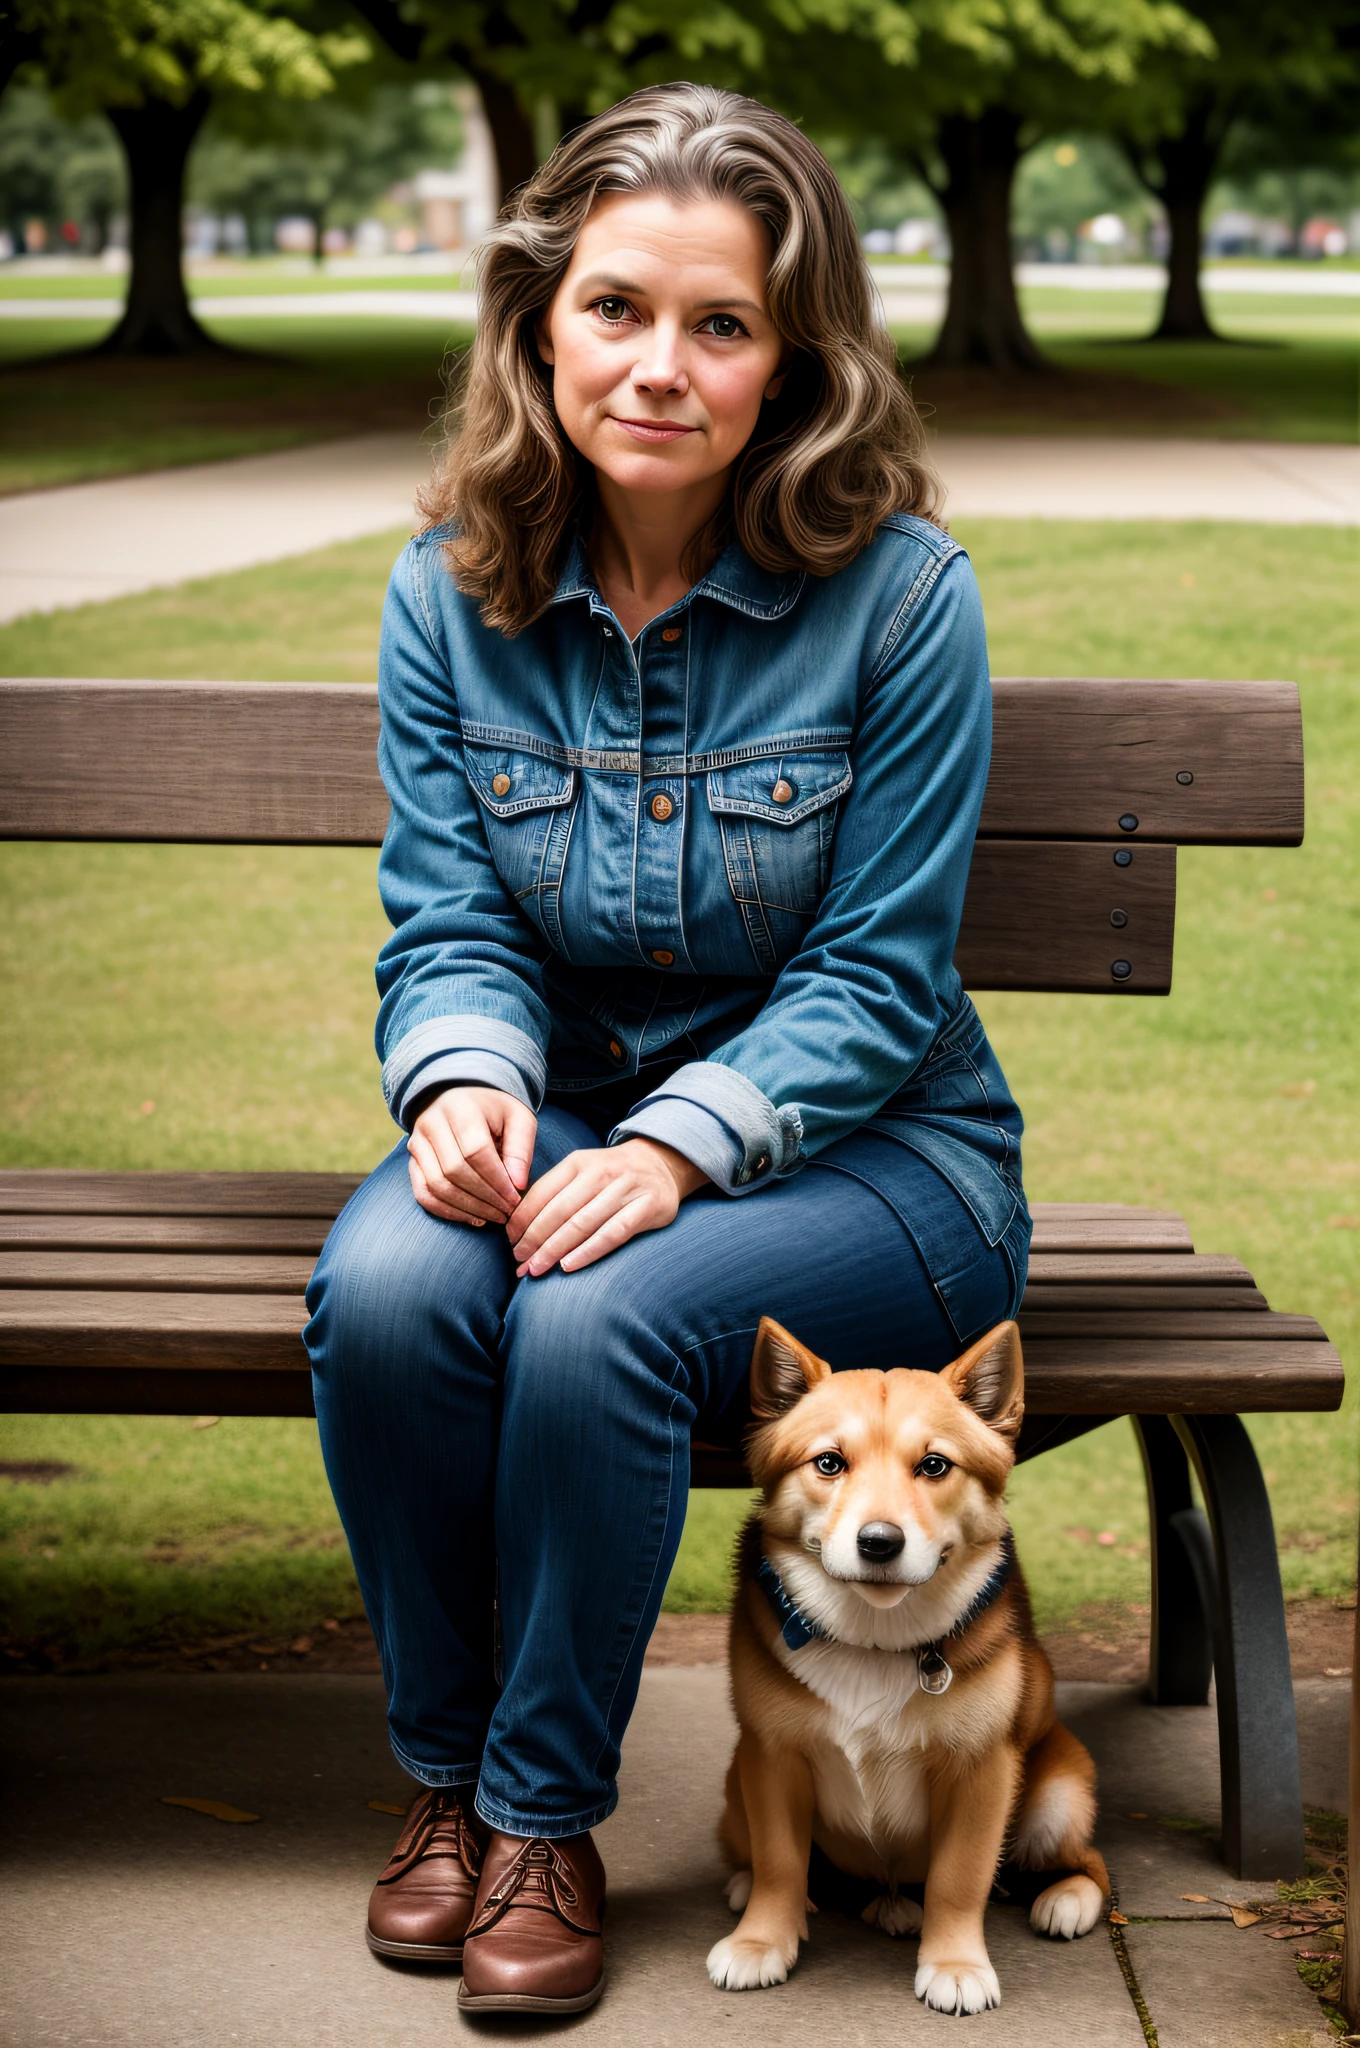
[[701, 313, 745, 339], [813, 1451, 846, 1477], [917, 1454, 953, 1481], [594, 297, 630, 323]]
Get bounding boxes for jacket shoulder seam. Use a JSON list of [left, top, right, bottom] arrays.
[[867, 533, 965, 682]]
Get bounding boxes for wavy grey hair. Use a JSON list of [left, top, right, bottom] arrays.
[[420, 81, 940, 635]]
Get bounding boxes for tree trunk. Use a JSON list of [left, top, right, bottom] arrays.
[[462, 58, 536, 203], [99, 89, 221, 356], [1128, 97, 1222, 343], [921, 107, 1047, 374]]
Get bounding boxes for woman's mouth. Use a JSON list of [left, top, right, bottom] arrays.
[[610, 417, 698, 442]]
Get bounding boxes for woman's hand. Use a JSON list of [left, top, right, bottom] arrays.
[[508, 1139, 710, 1277], [408, 1086, 538, 1226]]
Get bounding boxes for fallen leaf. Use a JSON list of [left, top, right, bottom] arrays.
[[139, 1100, 156, 1115], [1329, 1216, 1359, 1231], [1108, 1911, 1129, 1925], [322, 1618, 341, 1632], [192, 1416, 220, 1430], [162, 1796, 259, 1824], [1181, 1893, 1210, 1903], [1127, 1812, 1149, 1820], [1179, 573, 1196, 588], [1096, 1531, 1117, 1547], [1280, 1080, 1316, 1099], [1260, 887, 1278, 902], [1228, 1907, 1261, 1928], [289, 1636, 313, 1655], [368, 1800, 408, 1817], [1325, 1666, 1349, 1678]]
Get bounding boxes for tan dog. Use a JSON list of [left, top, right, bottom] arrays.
[[708, 1317, 1109, 2016]]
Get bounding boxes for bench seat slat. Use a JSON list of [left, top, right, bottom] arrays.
[[0, 1252, 318, 1292], [1020, 1283, 1268, 1312], [0, 1215, 336, 1253], [1026, 1253, 1251, 1284], [0, 1174, 1196, 1251], [0, 1292, 1341, 1412], [0, 1171, 364, 1217], [1017, 1310, 1326, 1341]]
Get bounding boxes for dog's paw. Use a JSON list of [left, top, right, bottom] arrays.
[[724, 1868, 753, 1914], [1030, 1875, 1105, 1940], [914, 1959, 1001, 2015], [706, 1933, 795, 1992], [862, 1890, 923, 1938]]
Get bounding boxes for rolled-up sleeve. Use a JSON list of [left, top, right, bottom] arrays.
[[611, 546, 990, 1194], [374, 539, 553, 1128]]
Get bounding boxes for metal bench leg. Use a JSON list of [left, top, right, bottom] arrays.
[[1172, 1414, 1304, 1880], [1133, 1415, 1214, 1705]]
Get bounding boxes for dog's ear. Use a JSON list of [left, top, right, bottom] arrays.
[[939, 1321, 1024, 1441], [750, 1317, 832, 1420]]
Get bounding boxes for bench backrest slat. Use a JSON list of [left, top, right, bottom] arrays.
[[0, 674, 1301, 997]]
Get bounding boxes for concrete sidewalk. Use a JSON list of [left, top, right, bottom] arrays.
[[4, 427, 1359, 628], [0, 1666, 1341, 2046]]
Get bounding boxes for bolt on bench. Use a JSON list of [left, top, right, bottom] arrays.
[[0, 673, 1341, 1879]]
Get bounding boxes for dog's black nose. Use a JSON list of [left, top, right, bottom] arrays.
[[856, 1521, 906, 1562]]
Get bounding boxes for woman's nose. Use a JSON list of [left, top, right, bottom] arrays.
[[630, 330, 688, 396]]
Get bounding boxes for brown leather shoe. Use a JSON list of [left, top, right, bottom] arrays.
[[458, 1830, 605, 2013], [366, 1788, 487, 1963]]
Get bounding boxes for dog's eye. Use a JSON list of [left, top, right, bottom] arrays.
[[917, 1454, 953, 1480], [812, 1451, 846, 1478]]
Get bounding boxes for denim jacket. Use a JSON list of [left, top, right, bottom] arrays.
[[374, 512, 1029, 1291]]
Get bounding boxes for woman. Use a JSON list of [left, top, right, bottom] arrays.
[[304, 82, 1030, 2017]]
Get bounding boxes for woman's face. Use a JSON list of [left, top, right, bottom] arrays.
[[539, 190, 787, 500]]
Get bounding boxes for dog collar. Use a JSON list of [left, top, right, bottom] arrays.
[[757, 1531, 1016, 1695]]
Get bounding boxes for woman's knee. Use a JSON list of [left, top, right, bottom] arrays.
[[500, 1249, 690, 1426], [305, 1142, 511, 1390]]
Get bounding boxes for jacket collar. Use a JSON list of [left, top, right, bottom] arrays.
[[548, 529, 804, 623]]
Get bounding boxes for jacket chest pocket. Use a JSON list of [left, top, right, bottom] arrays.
[[706, 751, 852, 972], [465, 745, 578, 943]]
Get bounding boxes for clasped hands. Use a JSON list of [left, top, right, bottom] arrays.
[[407, 1084, 710, 1276]]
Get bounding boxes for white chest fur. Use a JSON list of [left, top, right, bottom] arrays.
[[775, 1633, 1023, 1877]]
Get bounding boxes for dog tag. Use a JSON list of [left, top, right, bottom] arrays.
[[917, 1646, 953, 1696]]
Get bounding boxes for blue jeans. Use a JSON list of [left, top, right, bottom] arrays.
[[304, 1105, 1025, 1837]]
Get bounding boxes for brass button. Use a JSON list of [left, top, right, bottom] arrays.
[[771, 778, 794, 805], [651, 948, 674, 967], [650, 793, 674, 822], [608, 1039, 624, 1061], [491, 773, 512, 797], [661, 625, 682, 644]]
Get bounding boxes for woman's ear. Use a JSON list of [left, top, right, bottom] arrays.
[[536, 317, 555, 367], [750, 1316, 832, 1419], [762, 345, 795, 403]]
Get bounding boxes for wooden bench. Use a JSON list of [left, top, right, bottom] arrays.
[[0, 672, 1341, 1880]]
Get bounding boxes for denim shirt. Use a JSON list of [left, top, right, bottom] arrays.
[[374, 511, 1029, 1290]]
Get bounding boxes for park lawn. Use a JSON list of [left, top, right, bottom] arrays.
[[1, 517, 1357, 1660], [1, 294, 1356, 501], [0, 320, 471, 496]]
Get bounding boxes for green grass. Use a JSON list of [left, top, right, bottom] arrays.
[[1, 286, 1355, 504], [1, 518, 1357, 1656], [0, 322, 469, 496]]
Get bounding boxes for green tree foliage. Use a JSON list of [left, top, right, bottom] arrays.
[[192, 78, 463, 258], [0, 86, 125, 253], [1103, 1, 1360, 340], [10, 0, 368, 352]]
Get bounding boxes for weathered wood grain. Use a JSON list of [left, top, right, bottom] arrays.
[[1, 675, 1302, 846], [985, 677, 1303, 844], [0, 1252, 317, 1293], [0, 1171, 363, 1216], [0, 1215, 335, 1253], [956, 841, 1175, 994], [1026, 1253, 1252, 1284]]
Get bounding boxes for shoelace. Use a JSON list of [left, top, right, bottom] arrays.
[[470, 1839, 596, 1937], [379, 1790, 483, 1885]]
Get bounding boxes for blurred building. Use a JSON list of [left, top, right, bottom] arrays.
[[413, 87, 497, 249]]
